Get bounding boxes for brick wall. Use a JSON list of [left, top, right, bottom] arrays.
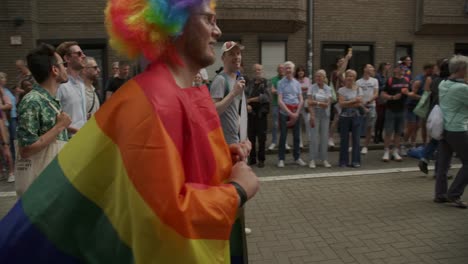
[[313, 0, 468, 77], [1, 0, 467, 88]]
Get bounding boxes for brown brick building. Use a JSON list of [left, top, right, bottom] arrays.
[[1, 0, 468, 88]]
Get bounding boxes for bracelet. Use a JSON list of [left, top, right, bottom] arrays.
[[229, 181, 247, 208]]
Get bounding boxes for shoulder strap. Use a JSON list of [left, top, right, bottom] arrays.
[[88, 91, 96, 114], [35, 92, 61, 115], [219, 73, 230, 97]]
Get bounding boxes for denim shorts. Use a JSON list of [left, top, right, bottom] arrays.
[[405, 108, 419, 123], [384, 109, 404, 135], [364, 107, 377, 128]]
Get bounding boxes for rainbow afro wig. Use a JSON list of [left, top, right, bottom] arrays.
[[105, 0, 216, 61]]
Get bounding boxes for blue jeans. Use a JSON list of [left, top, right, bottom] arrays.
[[309, 110, 330, 161], [339, 115, 361, 166], [271, 105, 279, 144], [8, 118, 17, 163], [278, 113, 300, 161]]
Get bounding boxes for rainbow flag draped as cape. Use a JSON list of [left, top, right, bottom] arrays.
[[0, 62, 242, 263]]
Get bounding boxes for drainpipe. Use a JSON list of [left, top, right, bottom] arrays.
[[306, 0, 314, 79]]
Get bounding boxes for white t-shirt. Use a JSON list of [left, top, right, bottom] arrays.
[[356, 77, 378, 106]]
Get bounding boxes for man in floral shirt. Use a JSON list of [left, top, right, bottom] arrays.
[[17, 44, 71, 165]]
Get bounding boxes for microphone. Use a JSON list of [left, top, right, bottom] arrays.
[[236, 70, 244, 81]]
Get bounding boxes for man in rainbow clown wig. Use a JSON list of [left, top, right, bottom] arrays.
[[0, 0, 259, 263]]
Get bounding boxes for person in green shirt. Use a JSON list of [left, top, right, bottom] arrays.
[[268, 63, 285, 150], [435, 54, 468, 209]]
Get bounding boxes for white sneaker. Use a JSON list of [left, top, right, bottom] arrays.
[[295, 158, 306, 166], [245, 228, 252, 235], [7, 174, 15, 183], [277, 160, 285, 168], [361, 147, 368, 155], [309, 160, 316, 168], [285, 144, 291, 150], [323, 160, 332, 168], [400, 146, 408, 157], [382, 149, 390, 162], [348, 147, 352, 153], [392, 149, 402, 161], [328, 138, 335, 147], [268, 143, 276, 150]]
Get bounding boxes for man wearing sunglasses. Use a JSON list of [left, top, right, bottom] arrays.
[[15, 43, 71, 195], [56, 41, 88, 136], [81, 57, 101, 118]]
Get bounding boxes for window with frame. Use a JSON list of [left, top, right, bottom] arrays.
[[321, 43, 374, 78], [260, 41, 286, 79], [395, 44, 413, 64], [455, 43, 468, 56]]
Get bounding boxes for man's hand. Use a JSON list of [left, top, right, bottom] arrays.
[[230, 140, 252, 163], [394, 93, 402, 100], [232, 80, 246, 96], [56, 112, 72, 129], [247, 105, 252, 113], [230, 161, 259, 200]]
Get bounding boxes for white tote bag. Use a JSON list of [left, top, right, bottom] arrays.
[[15, 93, 67, 197], [426, 105, 444, 140]]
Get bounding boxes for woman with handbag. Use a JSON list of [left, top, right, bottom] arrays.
[[434, 55, 468, 208], [277, 61, 306, 168], [337, 70, 363, 168]]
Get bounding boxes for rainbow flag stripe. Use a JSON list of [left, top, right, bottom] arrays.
[[0, 62, 240, 263]]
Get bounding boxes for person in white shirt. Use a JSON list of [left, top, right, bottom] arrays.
[[81, 57, 101, 118], [356, 64, 379, 154], [56, 41, 88, 136]]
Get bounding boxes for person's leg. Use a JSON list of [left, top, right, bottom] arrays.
[[293, 117, 301, 161], [339, 116, 350, 166], [278, 113, 288, 161], [383, 109, 394, 161], [421, 118, 428, 145], [258, 115, 268, 164], [320, 113, 330, 162], [364, 108, 376, 148], [302, 108, 310, 148], [8, 118, 17, 164], [248, 114, 257, 164], [351, 116, 361, 166], [394, 111, 404, 152], [435, 136, 452, 199], [309, 116, 318, 162], [329, 106, 339, 146], [271, 105, 279, 146], [446, 131, 468, 200]]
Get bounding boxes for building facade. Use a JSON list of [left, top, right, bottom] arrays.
[[1, 0, 468, 88]]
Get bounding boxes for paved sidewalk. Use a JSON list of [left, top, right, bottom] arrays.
[[1, 150, 466, 264], [245, 171, 468, 264]]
